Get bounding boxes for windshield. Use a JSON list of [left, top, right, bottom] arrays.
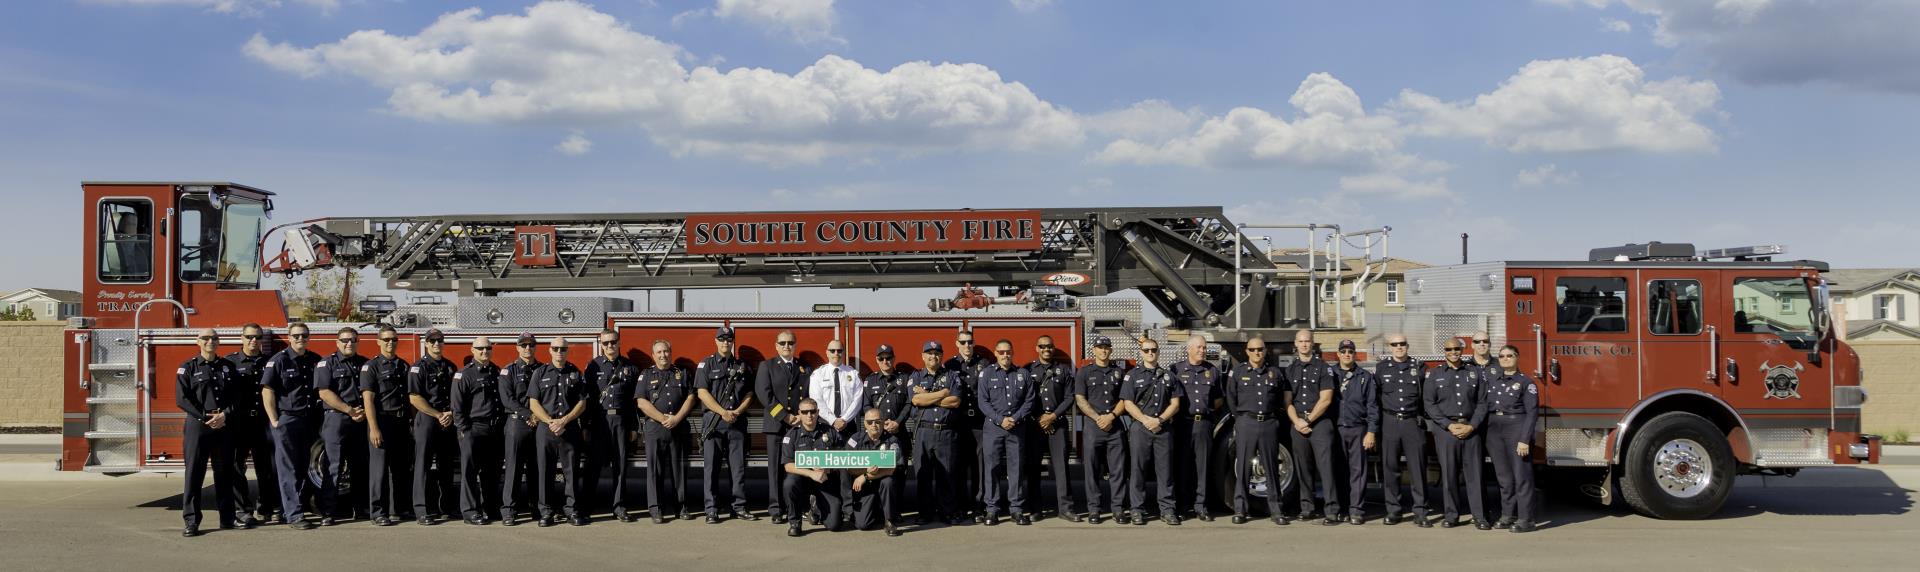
[[1731, 277, 1818, 350], [217, 201, 266, 287]]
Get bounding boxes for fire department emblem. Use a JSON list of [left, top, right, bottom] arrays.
[[1759, 361, 1804, 400]]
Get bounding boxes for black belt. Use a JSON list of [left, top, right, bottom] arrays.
[[473, 415, 505, 423], [1445, 416, 1467, 422], [919, 422, 954, 431], [279, 408, 315, 417], [377, 409, 409, 419], [1492, 411, 1522, 416], [1238, 412, 1274, 421], [1386, 410, 1419, 419], [1190, 414, 1215, 421]]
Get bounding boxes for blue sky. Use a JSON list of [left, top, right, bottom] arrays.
[[3, 0, 1916, 313]]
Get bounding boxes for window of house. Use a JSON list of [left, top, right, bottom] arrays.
[[1648, 279, 1703, 335], [1321, 280, 1337, 301], [1877, 294, 1907, 322], [98, 199, 152, 283], [1385, 280, 1400, 305], [1556, 276, 1629, 333]]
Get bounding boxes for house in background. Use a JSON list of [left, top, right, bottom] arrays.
[[1, 289, 81, 321], [1827, 268, 1920, 341], [1267, 249, 1431, 330]]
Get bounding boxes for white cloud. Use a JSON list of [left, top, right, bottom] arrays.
[[83, 0, 338, 15], [1085, 99, 1200, 142], [1600, 18, 1632, 33], [1009, 0, 1055, 12], [244, 1, 1083, 165], [1338, 173, 1451, 199], [1557, 0, 1920, 95], [1514, 163, 1579, 187], [712, 0, 842, 45], [1391, 55, 1721, 153], [556, 132, 593, 155]]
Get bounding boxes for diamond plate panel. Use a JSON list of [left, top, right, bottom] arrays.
[[456, 297, 634, 329], [1544, 428, 1608, 466], [1752, 428, 1831, 466]]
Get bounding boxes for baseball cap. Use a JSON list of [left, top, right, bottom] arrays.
[[1092, 335, 1112, 347], [1337, 339, 1357, 352], [876, 344, 895, 357], [922, 340, 943, 353], [715, 326, 735, 341], [517, 332, 537, 345]]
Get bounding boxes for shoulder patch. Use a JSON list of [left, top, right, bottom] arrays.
[[782, 436, 791, 444], [410, 366, 420, 373], [318, 359, 328, 367], [847, 437, 858, 447], [1528, 384, 1537, 395], [697, 362, 706, 369], [454, 372, 464, 380], [177, 367, 186, 375], [263, 361, 276, 369], [362, 364, 372, 372]]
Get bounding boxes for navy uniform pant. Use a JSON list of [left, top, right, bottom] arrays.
[[764, 427, 789, 518], [1174, 416, 1216, 515], [229, 415, 281, 519], [702, 427, 749, 516], [366, 413, 414, 520], [643, 421, 690, 517], [458, 417, 504, 519], [412, 413, 459, 518], [182, 422, 237, 527], [783, 472, 842, 529], [1338, 425, 1370, 519], [1081, 421, 1128, 515], [1430, 422, 1487, 523], [1127, 421, 1176, 516], [967, 423, 986, 516], [587, 412, 634, 516], [536, 426, 585, 519], [1232, 415, 1286, 516], [851, 474, 897, 529], [1486, 414, 1537, 524], [501, 417, 536, 516], [1026, 421, 1077, 517], [269, 411, 319, 522], [319, 410, 367, 519], [981, 423, 1028, 516], [1379, 415, 1429, 518], [913, 426, 963, 519], [1288, 417, 1339, 517]]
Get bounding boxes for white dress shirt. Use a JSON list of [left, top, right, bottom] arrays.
[[809, 363, 864, 428]]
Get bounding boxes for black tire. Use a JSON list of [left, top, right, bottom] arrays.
[[1619, 412, 1735, 520]]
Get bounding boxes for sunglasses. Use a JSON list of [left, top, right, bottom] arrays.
[[862, 420, 883, 425], [1444, 348, 1464, 353], [1035, 344, 1054, 350], [994, 350, 1012, 355], [776, 340, 796, 347], [1389, 342, 1409, 347], [599, 340, 619, 346], [797, 409, 818, 415], [1337, 349, 1355, 354], [377, 337, 398, 343], [517, 343, 535, 348], [827, 348, 844, 354], [1246, 347, 1266, 352], [288, 333, 309, 339], [196, 336, 217, 341], [425, 339, 444, 344], [241, 334, 262, 340], [1500, 354, 1519, 359], [956, 340, 973, 345], [338, 338, 357, 344], [551, 347, 570, 353], [1141, 348, 1159, 353], [1473, 339, 1490, 344]]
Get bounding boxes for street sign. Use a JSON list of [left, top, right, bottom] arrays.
[[793, 450, 898, 469]]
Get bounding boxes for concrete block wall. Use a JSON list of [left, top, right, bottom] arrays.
[[1856, 340, 1920, 441], [0, 322, 64, 428]]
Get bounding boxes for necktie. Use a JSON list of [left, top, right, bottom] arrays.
[[832, 370, 843, 420]]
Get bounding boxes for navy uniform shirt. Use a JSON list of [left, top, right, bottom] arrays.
[[1024, 359, 1077, 426], [754, 356, 807, 434], [1171, 360, 1223, 417], [977, 362, 1036, 425], [316, 352, 368, 408], [452, 361, 504, 428], [177, 354, 242, 424], [846, 430, 901, 456], [1074, 362, 1127, 428], [586, 355, 639, 414], [501, 359, 542, 422], [262, 348, 322, 414], [696, 353, 751, 433], [1482, 369, 1540, 431], [783, 423, 838, 465], [1224, 362, 1285, 416], [1285, 356, 1336, 420], [638, 365, 693, 419], [1374, 357, 1424, 417], [1423, 362, 1487, 429], [531, 362, 588, 428], [1120, 365, 1185, 421], [1332, 363, 1380, 433], [861, 368, 913, 428], [944, 354, 990, 428], [408, 355, 458, 412], [224, 351, 272, 419], [360, 355, 412, 415], [911, 369, 968, 427]]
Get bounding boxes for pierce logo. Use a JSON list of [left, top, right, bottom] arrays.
[[1041, 272, 1089, 287]]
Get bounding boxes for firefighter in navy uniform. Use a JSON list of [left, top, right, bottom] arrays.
[[1426, 338, 1490, 529], [1170, 335, 1223, 521], [1224, 336, 1288, 525], [782, 398, 842, 537], [1120, 338, 1185, 526], [977, 339, 1036, 526], [359, 325, 413, 526], [178, 328, 244, 537], [695, 327, 756, 523], [498, 333, 543, 526], [584, 328, 641, 522], [1074, 336, 1129, 525], [754, 329, 807, 524], [1468, 331, 1497, 373], [1023, 335, 1083, 522], [860, 344, 914, 472], [942, 329, 991, 523], [225, 323, 280, 526], [260, 322, 324, 530], [1484, 345, 1541, 533], [909, 341, 968, 526], [637, 339, 696, 523], [451, 337, 505, 525], [846, 407, 903, 537], [1284, 329, 1340, 525], [408, 328, 461, 525], [315, 327, 369, 526], [531, 338, 590, 526], [1331, 340, 1379, 525], [1375, 333, 1429, 526]]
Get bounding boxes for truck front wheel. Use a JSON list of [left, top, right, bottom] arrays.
[[1619, 412, 1735, 520]]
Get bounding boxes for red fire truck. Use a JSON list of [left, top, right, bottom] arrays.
[[62, 181, 1876, 521]]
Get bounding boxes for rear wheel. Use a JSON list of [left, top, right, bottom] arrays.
[[1209, 432, 1293, 515], [1619, 412, 1734, 519]]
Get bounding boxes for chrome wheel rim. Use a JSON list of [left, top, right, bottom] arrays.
[[1653, 438, 1713, 498]]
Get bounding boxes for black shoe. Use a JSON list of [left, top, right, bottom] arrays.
[[1300, 511, 1321, 521], [537, 516, 555, 528], [1014, 514, 1032, 526], [1416, 517, 1433, 529], [1349, 516, 1364, 525], [417, 516, 434, 526], [678, 510, 691, 521], [1232, 514, 1248, 524], [1130, 512, 1147, 526], [772, 514, 789, 525], [731, 511, 759, 522], [240, 514, 260, 529], [373, 517, 395, 527], [318, 516, 335, 527], [1087, 514, 1105, 525], [651, 514, 666, 524], [290, 520, 317, 530], [570, 516, 589, 527], [983, 514, 999, 526], [787, 522, 803, 537], [1271, 515, 1288, 526], [1475, 521, 1494, 531], [616, 511, 637, 523], [1496, 518, 1514, 530], [1196, 512, 1214, 522], [947, 516, 968, 526], [1383, 515, 1401, 525], [886, 522, 901, 537], [265, 514, 286, 525], [1512, 521, 1535, 533], [1115, 512, 1132, 525], [1062, 512, 1085, 523], [1321, 518, 1339, 526], [182, 525, 200, 538], [464, 516, 484, 526], [502, 516, 520, 527], [1440, 519, 1457, 529], [972, 513, 985, 525], [1163, 515, 1181, 526], [706, 514, 721, 524]]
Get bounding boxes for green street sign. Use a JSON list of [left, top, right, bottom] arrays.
[[794, 450, 898, 469]]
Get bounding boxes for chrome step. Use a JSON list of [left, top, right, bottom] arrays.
[[84, 430, 137, 439]]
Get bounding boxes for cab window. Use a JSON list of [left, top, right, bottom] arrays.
[[1647, 279, 1702, 335], [178, 194, 222, 282], [98, 199, 152, 283], [1556, 277, 1628, 333], [1731, 277, 1817, 349]]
